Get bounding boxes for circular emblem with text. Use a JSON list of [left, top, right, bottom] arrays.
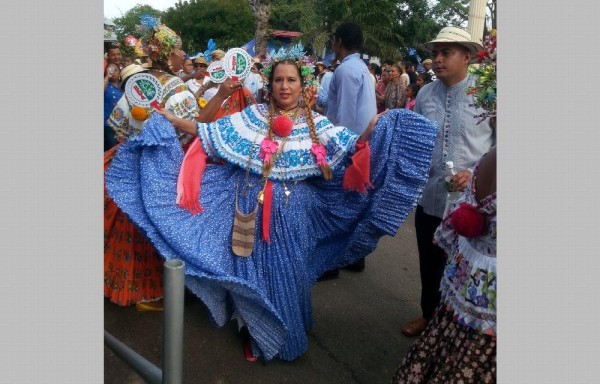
[[124, 73, 164, 108], [207, 61, 227, 83], [223, 48, 253, 80]]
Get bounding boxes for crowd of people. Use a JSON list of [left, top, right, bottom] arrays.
[[103, 15, 496, 382]]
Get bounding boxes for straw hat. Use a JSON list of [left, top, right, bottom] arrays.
[[120, 64, 148, 82], [209, 49, 226, 61], [423, 26, 483, 63], [194, 56, 208, 66], [422, 59, 432, 65]]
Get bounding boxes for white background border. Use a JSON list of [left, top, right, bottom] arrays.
[[0, 0, 596, 382]]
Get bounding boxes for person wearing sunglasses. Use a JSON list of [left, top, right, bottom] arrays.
[[186, 56, 209, 96]]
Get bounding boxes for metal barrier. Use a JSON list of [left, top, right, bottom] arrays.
[[104, 331, 162, 384], [162, 259, 185, 384], [105, 259, 186, 384]]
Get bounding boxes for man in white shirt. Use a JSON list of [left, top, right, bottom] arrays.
[[186, 56, 209, 95], [421, 58, 437, 81], [401, 27, 494, 337], [243, 62, 264, 101]]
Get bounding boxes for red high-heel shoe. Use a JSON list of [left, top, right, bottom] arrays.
[[240, 326, 258, 362], [243, 342, 257, 362]]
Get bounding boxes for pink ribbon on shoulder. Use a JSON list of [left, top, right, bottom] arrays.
[[259, 138, 278, 164], [311, 143, 328, 166]]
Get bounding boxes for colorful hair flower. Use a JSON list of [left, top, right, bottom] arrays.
[[261, 42, 315, 91], [138, 14, 181, 63], [466, 29, 497, 124]]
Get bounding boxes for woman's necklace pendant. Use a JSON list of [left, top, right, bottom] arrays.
[[257, 190, 264, 204], [283, 183, 291, 205]]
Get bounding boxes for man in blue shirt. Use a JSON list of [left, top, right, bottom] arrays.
[[315, 69, 333, 115], [326, 22, 377, 136], [322, 22, 376, 276]]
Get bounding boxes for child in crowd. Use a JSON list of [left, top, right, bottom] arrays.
[[405, 84, 419, 111], [415, 72, 432, 88]]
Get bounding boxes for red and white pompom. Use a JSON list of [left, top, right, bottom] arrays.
[[272, 115, 293, 137], [448, 202, 486, 238]]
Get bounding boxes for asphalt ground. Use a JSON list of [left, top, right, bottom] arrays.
[[104, 210, 422, 384]]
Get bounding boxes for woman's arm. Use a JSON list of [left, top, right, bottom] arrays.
[[154, 108, 198, 135], [154, 77, 243, 135], [195, 78, 242, 122], [358, 110, 389, 142]]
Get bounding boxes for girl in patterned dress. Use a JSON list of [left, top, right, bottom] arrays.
[[391, 147, 496, 383]]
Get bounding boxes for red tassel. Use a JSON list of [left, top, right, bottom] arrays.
[[176, 137, 207, 215], [343, 141, 373, 193], [261, 180, 273, 243]]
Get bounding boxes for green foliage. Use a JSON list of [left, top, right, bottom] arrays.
[[269, 0, 327, 55], [162, 0, 255, 54], [268, 0, 475, 62], [112, 4, 162, 41], [270, 0, 402, 59], [393, 0, 443, 62], [111, 0, 492, 64], [431, 0, 470, 26], [120, 45, 136, 58]]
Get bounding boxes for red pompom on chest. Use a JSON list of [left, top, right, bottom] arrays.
[[448, 202, 486, 238], [272, 115, 293, 137]]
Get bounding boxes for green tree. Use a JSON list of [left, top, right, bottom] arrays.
[[430, 0, 470, 26], [393, 0, 443, 62], [269, 0, 402, 59], [269, 0, 327, 56], [112, 4, 163, 41], [162, 0, 255, 54]]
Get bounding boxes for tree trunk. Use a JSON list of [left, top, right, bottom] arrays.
[[253, 0, 272, 58]]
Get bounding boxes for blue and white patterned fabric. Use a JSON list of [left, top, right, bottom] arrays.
[[105, 107, 438, 361], [196, 104, 357, 181]]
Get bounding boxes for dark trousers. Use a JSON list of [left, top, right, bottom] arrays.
[[415, 205, 446, 320]]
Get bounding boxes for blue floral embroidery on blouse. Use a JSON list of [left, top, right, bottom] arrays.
[[201, 105, 358, 180]]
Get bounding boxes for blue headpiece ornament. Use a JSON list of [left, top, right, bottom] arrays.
[[204, 39, 217, 61], [261, 42, 316, 90]]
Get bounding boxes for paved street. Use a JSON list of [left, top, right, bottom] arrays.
[[105, 210, 422, 384]]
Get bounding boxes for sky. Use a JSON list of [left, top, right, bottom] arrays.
[[104, 0, 178, 20]]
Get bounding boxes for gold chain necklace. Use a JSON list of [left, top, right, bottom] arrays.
[[241, 106, 301, 203], [276, 104, 299, 119]]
